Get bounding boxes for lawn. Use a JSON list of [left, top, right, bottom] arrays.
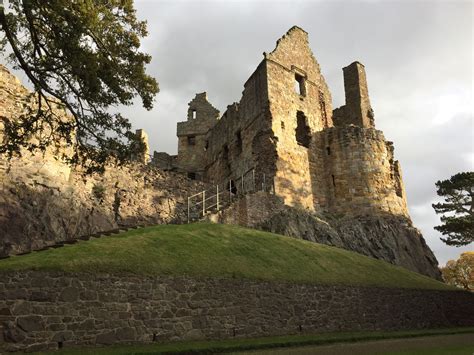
[[34, 328, 474, 354], [0, 223, 453, 290]]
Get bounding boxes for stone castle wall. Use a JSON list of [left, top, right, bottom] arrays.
[[266, 27, 333, 210], [1, 271, 473, 353]]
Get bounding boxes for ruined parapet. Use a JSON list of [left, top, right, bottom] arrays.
[[311, 125, 409, 218], [0, 65, 72, 182], [134, 129, 150, 164], [333, 62, 374, 128], [176, 92, 219, 178], [151, 151, 176, 170]]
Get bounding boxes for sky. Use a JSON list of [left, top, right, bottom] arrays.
[[3, 0, 472, 265]]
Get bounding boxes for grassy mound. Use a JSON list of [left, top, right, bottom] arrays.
[[0, 223, 451, 290]]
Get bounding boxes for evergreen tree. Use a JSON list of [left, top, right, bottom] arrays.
[[0, 0, 158, 172], [433, 172, 474, 246]]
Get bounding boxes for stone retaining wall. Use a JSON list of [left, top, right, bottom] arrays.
[[1, 271, 473, 352]]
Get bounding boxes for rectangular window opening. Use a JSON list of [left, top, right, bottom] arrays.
[[294, 73, 306, 97], [187, 172, 196, 180], [192, 110, 197, 119], [295, 111, 311, 148], [281, 121, 285, 130], [326, 147, 331, 155], [187, 135, 196, 146]]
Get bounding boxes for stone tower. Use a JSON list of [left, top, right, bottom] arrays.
[[176, 92, 219, 179]]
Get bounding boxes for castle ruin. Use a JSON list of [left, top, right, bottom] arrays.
[[0, 26, 441, 280], [156, 26, 408, 219]]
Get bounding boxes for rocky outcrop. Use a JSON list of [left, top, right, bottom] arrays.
[[211, 192, 442, 280]]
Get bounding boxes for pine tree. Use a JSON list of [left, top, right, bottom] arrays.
[[433, 172, 474, 246]]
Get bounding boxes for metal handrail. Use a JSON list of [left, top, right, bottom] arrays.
[[187, 168, 275, 223]]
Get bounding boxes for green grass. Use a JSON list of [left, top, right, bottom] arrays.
[[0, 223, 453, 290], [35, 328, 474, 354], [385, 345, 474, 355]]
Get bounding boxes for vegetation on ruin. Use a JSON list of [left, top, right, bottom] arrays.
[[0, 223, 453, 290], [0, 0, 158, 172], [432, 172, 474, 246], [36, 327, 474, 355]]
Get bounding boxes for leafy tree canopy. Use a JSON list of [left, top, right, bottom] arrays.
[[440, 252, 473, 291], [0, 0, 158, 172], [432, 172, 474, 246]]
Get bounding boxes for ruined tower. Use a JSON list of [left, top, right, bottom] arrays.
[[333, 61, 374, 128], [176, 92, 219, 179]]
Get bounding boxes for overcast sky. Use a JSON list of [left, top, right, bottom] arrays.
[[121, 0, 473, 266]]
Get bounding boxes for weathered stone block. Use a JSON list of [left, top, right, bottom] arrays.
[[59, 287, 80, 302], [17, 315, 44, 332]]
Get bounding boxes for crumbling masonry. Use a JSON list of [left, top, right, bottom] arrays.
[[156, 26, 408, 219]]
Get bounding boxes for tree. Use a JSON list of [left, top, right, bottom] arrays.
[[0, 0, 158, 172], [432, 172, 474, 246], [440, 252, 473, 291]]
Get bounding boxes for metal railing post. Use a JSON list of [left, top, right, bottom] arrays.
[[202, 191, 206, 216], [216, 185, 220, 211]]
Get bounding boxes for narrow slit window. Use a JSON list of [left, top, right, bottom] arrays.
[[332, 174, 336, 187], [326, 147, 331, 155], [236, 130, 242, 154], [204, 140, 209, 151], [294, 73, 306, 97], [192, 110, 197, 119], [319, 91, 328, 126], [281, 121, 285, 130], [295, 111, 311, 148]]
